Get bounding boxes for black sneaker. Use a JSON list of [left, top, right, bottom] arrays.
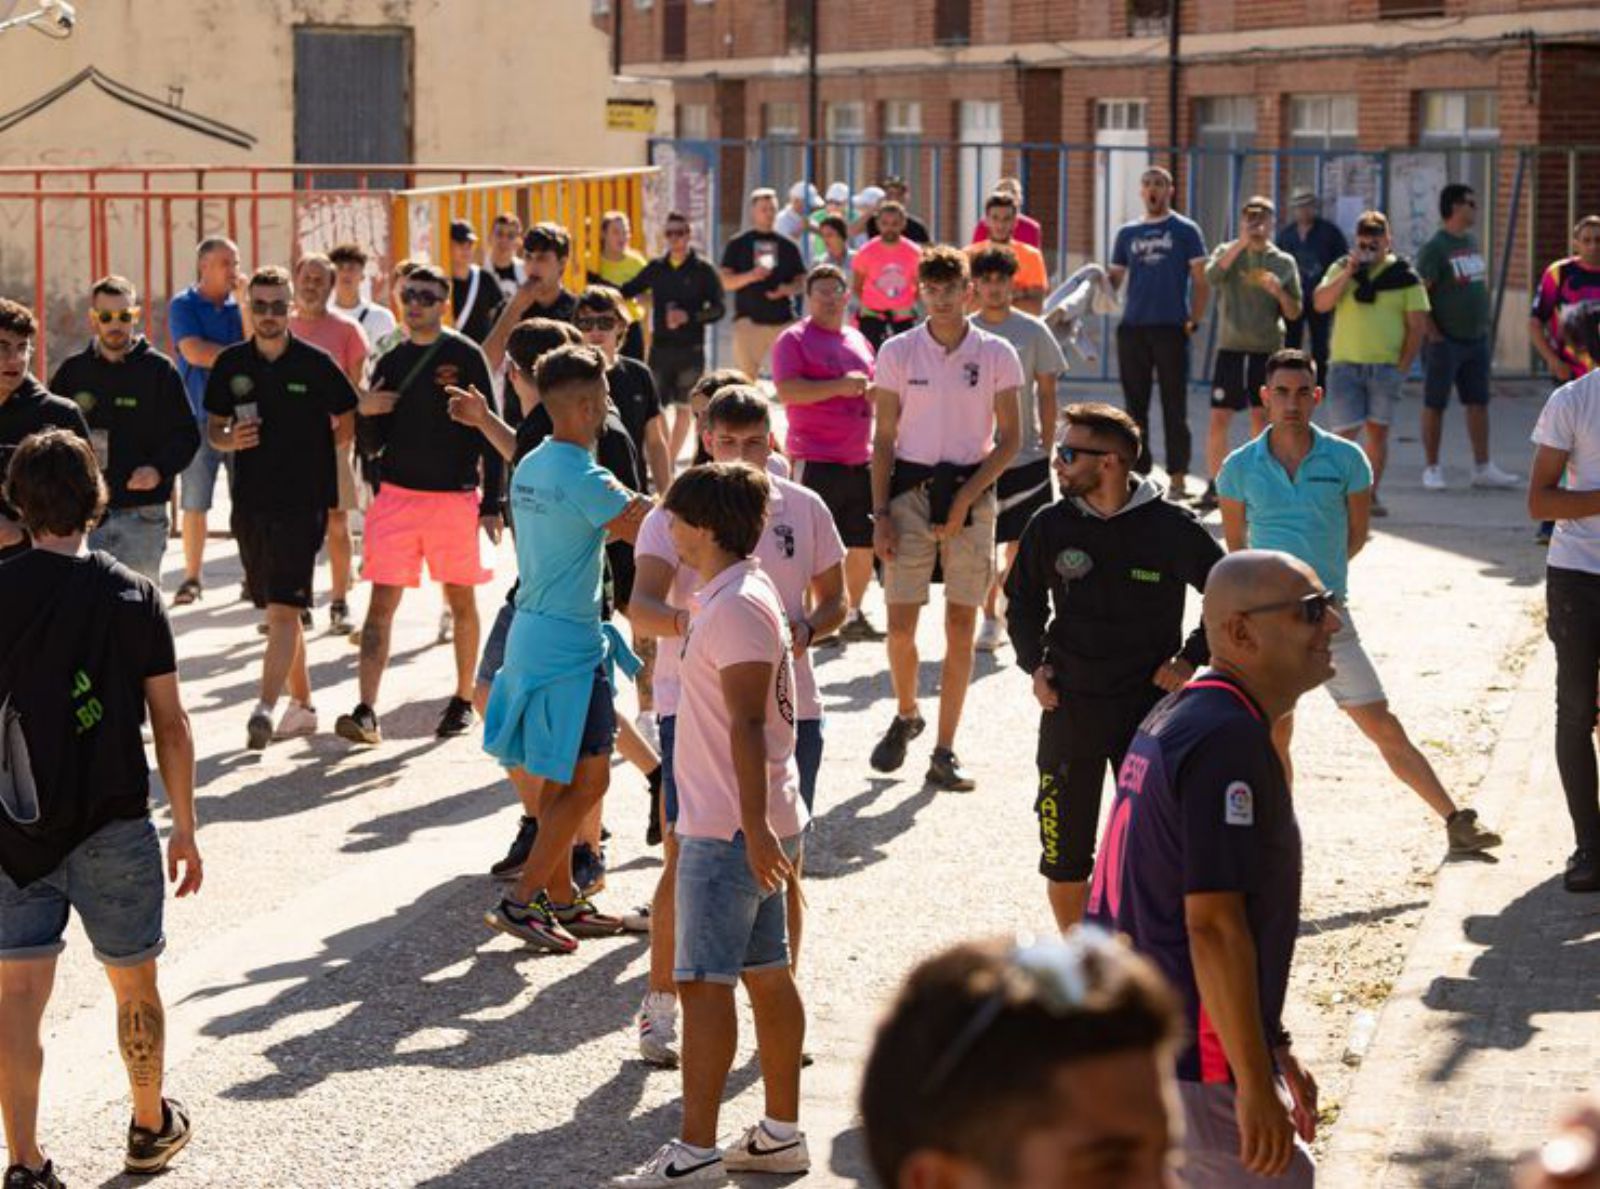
[[926, 747, 976, 791], [490, 815, 539, 881], [170, 577, 201, 607], [485, 892, 578, 953], [4, 1162, 64, 1189], [839, 612, 886, 643], [328, 599, 353, 634], [436, 696, 476, 738], [645, 767, 664, 847], [125, 1097, 192, 1174], [573, 842, 607, 896], [1565, 847, 1600, 893], [1195, 482, 1219, 513], [335, 703, 382, 746], [869, 714, 925, 773]]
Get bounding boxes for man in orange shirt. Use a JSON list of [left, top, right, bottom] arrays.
[[967, 192, 1048, 315]]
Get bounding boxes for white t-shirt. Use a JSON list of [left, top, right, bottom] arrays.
[[1533, 371, 1600, 575], [332, 299, 398, 346]]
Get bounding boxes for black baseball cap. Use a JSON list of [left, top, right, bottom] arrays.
[[449, 219, 477, 244]]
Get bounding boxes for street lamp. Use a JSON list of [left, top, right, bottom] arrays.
[[0, 0, 76, 38]]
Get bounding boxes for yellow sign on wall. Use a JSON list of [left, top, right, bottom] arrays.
[[606, 98, 658, 133]]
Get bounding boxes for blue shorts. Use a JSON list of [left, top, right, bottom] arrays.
[[0, 816, 165, 966], [674, 832, 803, 985], [476, 600, 515, 688], [661, 716, 820, 823], [178, 438, 232, 514], [89, 505, 169, 582], [1422, 336, 1490, 409], [577, 666, 618, 760], [1325, 362, 1403, 430]]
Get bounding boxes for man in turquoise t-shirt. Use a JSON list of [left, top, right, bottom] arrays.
[[1216, 348, 1500, 858]]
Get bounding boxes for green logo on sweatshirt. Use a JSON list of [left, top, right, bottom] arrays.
[[1129, 568, 1162, 583]]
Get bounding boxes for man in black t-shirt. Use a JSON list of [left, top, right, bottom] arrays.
[[720, 188, 806, 381], [574, 286, 671, 495], [485, 212, 527, 303], [482, 221, 580, 390], [446, 219, 504, 344], [205, 266, 358, 752], [338, 264, 503, 749], [0, 429, 202, 1186]]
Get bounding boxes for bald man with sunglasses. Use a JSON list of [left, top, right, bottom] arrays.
[[1215, 348, 1500, 857]]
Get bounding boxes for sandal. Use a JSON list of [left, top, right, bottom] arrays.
[[171, 577, 202, 607]]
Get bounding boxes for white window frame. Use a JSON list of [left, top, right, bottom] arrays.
[[592, 0, 611, 13], [826, 101, 867, 188], [678, 103, 710, 140], [1419, 90, 1499, 146], [1095, 99, 1148, 133]]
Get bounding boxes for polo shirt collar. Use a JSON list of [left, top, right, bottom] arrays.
[[1254, 422, 1330, 466], [697, 557, 759, 606], [916, 319, 976, 358]]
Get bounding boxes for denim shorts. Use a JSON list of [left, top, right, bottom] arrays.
[[0, 816, 165, 966], [178, 438, 232, 514], [89, 504, 169, 582], [660, 713, 679, 825], [674, 831, 803, 985], [1325, 363, 1403, 430], [1423, 336, 1491, 409], [662, 716, 820, 823], [577, 666, 618, 759], [475, 600, 516, 688]]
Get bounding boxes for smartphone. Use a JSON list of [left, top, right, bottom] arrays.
[[235, 401, 260, 425]]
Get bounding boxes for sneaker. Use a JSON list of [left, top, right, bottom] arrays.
[[1167, 474, 1190, 501], [171, 577, 202, 607], [573, 842, 607, 896], [926, 747, 976, 791], [125, 1097, 192, 1174], [335, 703, 382, 746], [328, 599, 353, 634], [246, 707, 274, 751], [723, 1123, 811, 1174], [620, 903, 653, 933], [490, 815, 539, 881], [485, 893, 579, 953], [637, 990, 680, 1067], [1422, 465, 1447, 491], [1446, 808, 1501, 855], [437, 609, 454, 644], [435, 695, 476, 738], [839, 610, 886, 642], [273, 702, 318, 740], [1565, 847, 1600, 893], [552, 895, 625, 938], [3, 1162, 64, 1189], [634, 710, 660, 753], [611, 1141, 725, 1187], [1471, 461, 1521, 489], [1195, 482, 1220, 512], [974, 616, 1005, 653], [869, 713, 925, 773]]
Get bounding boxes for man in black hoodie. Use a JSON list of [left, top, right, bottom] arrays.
[[50, 276, 199, 581], [0, 299, 90, 561], [1005, 402, 1222, 930]]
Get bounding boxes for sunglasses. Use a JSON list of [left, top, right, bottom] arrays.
[[808, 283, 848, 298], [400, 288, 445, 307], [575, 316, 620, 332], [1240, 589, 1340, 625], [93, 308, 141, 324], [250, 300, 290, 317], [665, 227, 690, 239], [1055, 444, 1112, 464]]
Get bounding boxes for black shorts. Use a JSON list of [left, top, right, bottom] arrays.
[[607, 540, 636, 611], [1210, 349, 1270, 412], [996, 458, 1053, 544], [231, 506, 328, 610], [792, 458, 873, 549], [648, 343, 705, 406]]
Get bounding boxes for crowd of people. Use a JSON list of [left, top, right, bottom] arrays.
[[0, 163, 1595, 1188]]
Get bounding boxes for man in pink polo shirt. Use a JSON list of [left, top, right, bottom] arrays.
[[773, 262, 880, 641], [613, 463, 812, 1188], [869, 245, 1023, 791], [850, 202, 923, 353]]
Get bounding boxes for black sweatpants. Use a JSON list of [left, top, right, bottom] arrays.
[[1035, 692, 1159, 882], [1117, 322, 1192, 476], [1547, 564, 1600, 848]]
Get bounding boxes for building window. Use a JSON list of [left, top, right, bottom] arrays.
[[634, 0, 653, 8], [1378, 0, 1444, 16], [1193, 96, 1257, 248], [678, 103, 710, 140], [1128, 0, 1171, 37], [592, 0, 611, 13], [1096, 99, 1147, 133], [1419, 90, 1498, 213], [825, 102, 866, 189], [882, 100, 923, 188], [763, 101, 806, 191], [935, 0, 972, 45], [1287, 93, 1358, 199]]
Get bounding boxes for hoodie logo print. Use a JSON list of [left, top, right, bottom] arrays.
[[1055, 548, 1093, 582]]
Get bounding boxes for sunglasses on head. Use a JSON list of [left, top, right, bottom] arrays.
[[93, 308, 140, 324], [575, 315, 619, 332], [1240, 589, 1339, 625], [250, 300, 290, 317], [400, 288, 444, 307], [1055, 444, 1112, 465]]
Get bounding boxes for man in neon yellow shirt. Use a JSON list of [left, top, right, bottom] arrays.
[[592, 211, 650, 361]]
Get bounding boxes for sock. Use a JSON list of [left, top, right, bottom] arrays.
[[520, 814, 538, 826], [762, 1117, 798, 1142], [255, 699, 275, 717], [679, 1141, 718, 1160]]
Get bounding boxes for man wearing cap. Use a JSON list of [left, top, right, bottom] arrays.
[[851, 201, 923, 352], [447, 219, 504, 345], [721, 189, 807, 382], [1277, 193, 1347, 385], [1197, 196, 1302, 512], [776, 183, 819, 249]]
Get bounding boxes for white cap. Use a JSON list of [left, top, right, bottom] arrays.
[[789, 181, 822, 207], [853, 185, 886, 211], [825, 181, 850, 204]]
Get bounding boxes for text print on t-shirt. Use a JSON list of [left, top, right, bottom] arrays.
[[71, 668, 103, 735], [1129, 231, 1177, 266], [1449, 252, 1487, 285]]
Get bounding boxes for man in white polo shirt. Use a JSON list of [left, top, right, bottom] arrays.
[[869, 245, 1023, 790], [613, 463, 811, 1188]]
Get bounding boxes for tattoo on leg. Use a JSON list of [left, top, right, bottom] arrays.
[[360, 621, 386, 664], [118, 999, 164, 1089]]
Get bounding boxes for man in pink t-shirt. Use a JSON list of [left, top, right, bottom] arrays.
[[868, 245, 1022, 792], [613, 463, 814, 1186], [850, 201, 924, 353], [773, 263, 880, 640], [290, 253, 370, 634]]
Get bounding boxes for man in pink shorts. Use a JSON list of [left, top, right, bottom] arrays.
[[336, 264, 504, 745]]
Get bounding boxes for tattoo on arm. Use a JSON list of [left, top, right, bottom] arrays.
[[118, 999, 164, 1089]]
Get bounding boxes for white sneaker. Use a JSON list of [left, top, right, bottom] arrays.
[[437, 610, 454, 643], [974, 616, 1006, 653], [1422, 464, 1447, 491], [620, 903, 652, 933], [637, 991, 680, 1067], [612, 1140, 724, 1187], [274, 703, 319, 740], [1472, 461, 1521, 489], [634, 710, 660, 753], [722, 1123, 811, 1174]]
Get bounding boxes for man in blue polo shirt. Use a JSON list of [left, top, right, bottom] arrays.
[[1215, 348, 1499, 856], [168, 237, 246, 606]]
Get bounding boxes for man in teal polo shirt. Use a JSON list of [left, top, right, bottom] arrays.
[[1216, 348, 1500, 856]]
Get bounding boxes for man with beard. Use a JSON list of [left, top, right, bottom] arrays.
[[0, 300, 89, 562]]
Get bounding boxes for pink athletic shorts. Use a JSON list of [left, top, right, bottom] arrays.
[[361, 484, 493, 588]]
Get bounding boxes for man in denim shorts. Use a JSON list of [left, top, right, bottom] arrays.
[[1312, 210, 1429, 515], [0, 430, 203, 1186]]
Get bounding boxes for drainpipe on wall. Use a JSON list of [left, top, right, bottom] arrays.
[[612, 0, 622, 77], [807, 0, 820, 185], [1168, 0, 1181, 172]]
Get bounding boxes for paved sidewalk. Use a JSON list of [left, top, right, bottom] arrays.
[[1322, 638, 1600, 1188]]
